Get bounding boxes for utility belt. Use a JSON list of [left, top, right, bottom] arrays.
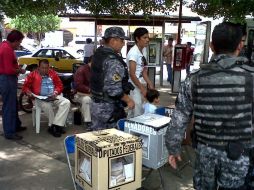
[[91, 91, 116, 104], [198, 140, 250, 160], [91, 96, 126, 123], [191, 128, 251, 160]]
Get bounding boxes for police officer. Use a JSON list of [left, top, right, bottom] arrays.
[[165, 22, 253, 190], [90, 27, 135, 130]]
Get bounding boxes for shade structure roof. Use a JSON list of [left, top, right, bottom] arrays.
[[60, 13, 202, 26]]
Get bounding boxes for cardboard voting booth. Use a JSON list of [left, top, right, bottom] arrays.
[[124, 113, 171, 169], [75, 128, 142, 190]]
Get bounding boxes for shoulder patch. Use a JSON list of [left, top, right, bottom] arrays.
[[112, 73, 121, 81]]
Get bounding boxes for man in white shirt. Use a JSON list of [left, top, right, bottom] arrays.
[[163, 37, 174, 84], [83, 38, 95, 64]]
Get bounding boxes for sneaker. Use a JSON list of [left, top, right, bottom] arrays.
[[16, 126, 27, 132], [5, 134, 23, 140]]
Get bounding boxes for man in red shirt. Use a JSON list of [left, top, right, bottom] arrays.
[[186, 42, 194, 75], [0, 30, 25, 140], [22, 59, 70, 137], [74, 56, 92, 128]]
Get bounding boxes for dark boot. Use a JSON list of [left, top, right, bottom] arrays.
[[58, 126, 66, 134], [48, 125, 61, 137]]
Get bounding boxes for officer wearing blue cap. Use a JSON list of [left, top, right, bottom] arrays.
[[90, 27, 135, 130]]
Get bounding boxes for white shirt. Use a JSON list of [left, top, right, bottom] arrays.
[[83, 43, 95, 57], [143, 102, 157, 114], [126, 45, 147, 83]]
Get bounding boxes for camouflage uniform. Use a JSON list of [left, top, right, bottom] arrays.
[[91, 50, 126, 129], [165, 55, 253, 190]]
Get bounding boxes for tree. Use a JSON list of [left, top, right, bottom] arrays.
[[2, 0, 254, 23], [10, 14, 60, 43], [187, 0, 254, 22], [1, 0, 179, 18]]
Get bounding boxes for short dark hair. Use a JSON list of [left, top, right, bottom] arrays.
[[133, 27, 149, 43], [168, 37, 174, 41], [86, 38, 92, 44], [212, 22, 243, 54], [146, 89, 160, 103], [39, 59, 49, 66], [187, 42, 192, 46], [7, 30, 24, 43]]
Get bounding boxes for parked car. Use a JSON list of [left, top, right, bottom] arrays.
[[18, 47, 83, 72], [15, 44, 37, 57]]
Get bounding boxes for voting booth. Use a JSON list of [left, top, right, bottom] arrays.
[[124, 113, 171, 169], [75, 128, 142, 190]]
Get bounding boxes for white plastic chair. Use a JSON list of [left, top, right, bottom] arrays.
[[32, 99, 43, 133], [32, 99, 54, 133]]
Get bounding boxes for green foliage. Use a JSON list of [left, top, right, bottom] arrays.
[[0, 0, 67, 18], [0, 0, 179, 18], [10, 14, 60, 42], [10, 14, 60, 33], [188, 0, 254, 22], [2, 0, 254, 23]]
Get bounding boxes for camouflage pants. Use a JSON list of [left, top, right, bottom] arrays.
[[90, 101, 116, 130], [193, 144, 249, 190]]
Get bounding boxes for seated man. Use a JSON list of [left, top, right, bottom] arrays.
[[74, 56, 92, 128], [22, 59, 70, 137]]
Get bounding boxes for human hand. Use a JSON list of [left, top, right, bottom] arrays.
[[26, 91, 33, 98], [49, 91, 57, 99], [168, 155, 182, 169], [126, 98, 135, 110], [147, 83, 154, 90], [17, 67, 26, 74]]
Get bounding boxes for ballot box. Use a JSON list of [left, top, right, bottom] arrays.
[[124, 113, 171, 169], [75, 128, 142, 190], [155, 106, 175, 117]]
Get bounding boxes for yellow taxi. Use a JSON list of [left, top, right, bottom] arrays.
[[18, 48, 83, 72]]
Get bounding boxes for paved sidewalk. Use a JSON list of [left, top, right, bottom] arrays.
[[0, 76, 196, 190]]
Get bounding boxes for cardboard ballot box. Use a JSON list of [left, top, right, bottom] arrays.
[[125, 113, 171, 169], [75, 128, 142, 190]]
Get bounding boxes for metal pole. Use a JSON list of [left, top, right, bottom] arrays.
[[160, 20, 165, 87], [177, 0, 183, 44]]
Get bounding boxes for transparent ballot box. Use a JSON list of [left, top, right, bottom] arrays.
[[125, 113, 171, 169], [75, 128, 142, 190]]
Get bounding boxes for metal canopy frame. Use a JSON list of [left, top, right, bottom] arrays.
[[60, 13, 201, 86], [61, 13, 201, 26]]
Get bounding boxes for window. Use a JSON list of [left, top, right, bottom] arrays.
[[35, 49, 53, 58]]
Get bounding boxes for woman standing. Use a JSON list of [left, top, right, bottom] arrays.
[[127, 27, 154, 118]]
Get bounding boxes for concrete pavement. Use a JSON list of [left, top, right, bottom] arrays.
[[0, 71, 196, 190]]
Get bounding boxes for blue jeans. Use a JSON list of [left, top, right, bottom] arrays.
[[166, 64, 172, 84], [0, 75, 18, 137]]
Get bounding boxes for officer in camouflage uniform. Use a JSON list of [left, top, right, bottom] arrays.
[[165, 22, 253, 190], [90, 27, 135, 130]]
